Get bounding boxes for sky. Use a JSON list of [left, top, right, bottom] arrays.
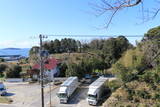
[[0, 0, 160, 48]]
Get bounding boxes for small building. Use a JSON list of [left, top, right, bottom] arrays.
[[31, 58, 60, 81]]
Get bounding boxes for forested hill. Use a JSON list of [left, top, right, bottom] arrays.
[[29, 36, 133, 77], [103, 26, 160, 107], [29, 26, 160, 106]]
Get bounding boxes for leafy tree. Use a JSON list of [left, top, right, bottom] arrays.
[[29, 46, 40, 64], [89, 39, 105, 50], [81, 43, 90, 52], [0, 64, 7, 77], [144, 26, 160, 41], [42, 38, 79, 54], [53, 39, 61, 53], [65, 56, 106, 78], [138, 26, 160, 68], [61, 38, 78, 53], [59, 63, 67, 77], [5, 65, 22, 78], [0, 58, 5, 62], [102, 36, 132, 67], [29, 46, 40, 56], [65, 63, 83, 78]]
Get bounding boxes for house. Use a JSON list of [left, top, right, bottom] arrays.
[[31, 58, 60, 81]]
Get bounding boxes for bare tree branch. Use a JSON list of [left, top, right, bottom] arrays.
[[101, 0, 142, 11], [92, 0, 160, 29]]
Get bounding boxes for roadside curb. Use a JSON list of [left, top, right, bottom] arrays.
[[0, 103, 12, 106]]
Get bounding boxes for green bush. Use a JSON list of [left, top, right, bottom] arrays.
[[5, 65, 22, 78], [0, 64, 7, 78], [153, 93, 160, 100], [136, 90, 151, 99], [113, 63, 139, 83], [106, 80, 122, 92], [59, 63, 67, 77]]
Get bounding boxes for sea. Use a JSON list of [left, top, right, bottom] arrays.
[[0, 48, 30, 57]]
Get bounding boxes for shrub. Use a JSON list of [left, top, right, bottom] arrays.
[[5, 65, 22, 78], [136, 90, 151, 99], [113, 63, 139, 83], [106, 80, 122, 92], [0, 64, 7, 77], [153, 93, 160, 100], [59, 63, 67, 77]]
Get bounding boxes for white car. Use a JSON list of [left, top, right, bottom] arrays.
[[0, 82, 7, 96]]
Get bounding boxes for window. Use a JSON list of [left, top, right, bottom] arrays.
[[88, 94, 97, 100], [58, 93, 67, 98]]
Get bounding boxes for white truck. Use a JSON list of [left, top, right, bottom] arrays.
[[87, 77, 108, 106], [0, 82, 7, 96], [57, 76, 79, 103]]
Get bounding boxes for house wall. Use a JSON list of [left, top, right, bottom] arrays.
[[44, 67, 60, 81]]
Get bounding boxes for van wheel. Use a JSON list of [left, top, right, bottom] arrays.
[[2, 92, 7, 96]]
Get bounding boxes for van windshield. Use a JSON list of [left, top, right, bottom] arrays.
[[58, 93, 67, 98], [0, 88, 5, 91], [88, 94, 97, 100]]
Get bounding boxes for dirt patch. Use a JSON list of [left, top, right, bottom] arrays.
[[0, 96, 13, 104]]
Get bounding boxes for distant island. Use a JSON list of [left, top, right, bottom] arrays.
[[2, 48, 22, 50]]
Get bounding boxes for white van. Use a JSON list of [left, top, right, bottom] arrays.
[[0, 82, 7, 96]]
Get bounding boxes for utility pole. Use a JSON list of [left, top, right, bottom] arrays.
[[49, 82, 52, 107], [39, 34, 44, 107]]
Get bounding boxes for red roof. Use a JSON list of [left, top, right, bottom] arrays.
[[32, 58, 59, 70]]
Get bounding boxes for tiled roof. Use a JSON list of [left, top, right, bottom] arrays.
[[32, 58, 59, 70]]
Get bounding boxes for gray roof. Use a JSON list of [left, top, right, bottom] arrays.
[[89, 77, 108, 89], [61, 77, 78, 87]]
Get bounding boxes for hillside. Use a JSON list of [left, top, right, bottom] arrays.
[[103, 26, 160, 107], [50, 52, 93, 64], [2, 48, 21, 50]]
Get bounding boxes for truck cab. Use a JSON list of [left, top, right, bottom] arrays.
[[57, 87, 68, 103], [87, 88, 98, 105], [87, 77, 108, 106], [0, 82, 7, 96]]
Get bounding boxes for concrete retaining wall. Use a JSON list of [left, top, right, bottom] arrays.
[[6, 78, 23, 82]]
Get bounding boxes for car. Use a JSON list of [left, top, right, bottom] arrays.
[[85, 74, 92, 79], [54, 80, 62, 85]]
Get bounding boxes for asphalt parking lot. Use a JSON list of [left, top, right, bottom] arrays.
[[0, 82, 58, 107], [0, 77, 117, 107]]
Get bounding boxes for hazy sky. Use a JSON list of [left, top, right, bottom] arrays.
[[0, 0, 159, 48]]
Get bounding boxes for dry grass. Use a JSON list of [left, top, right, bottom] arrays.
[[0, 96, 12, 104], [118, 48, 144, 68], [51, 53, 93, 64]]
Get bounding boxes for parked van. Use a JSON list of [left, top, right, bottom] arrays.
[[0, 82, 7, 96]]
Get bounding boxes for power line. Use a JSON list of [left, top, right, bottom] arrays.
[[41, 34, 144, 38]]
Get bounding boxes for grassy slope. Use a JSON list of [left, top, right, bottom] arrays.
[[103, 81, 160, 107], [50, 52, 93, 64], [103, 48, 160, 107]]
